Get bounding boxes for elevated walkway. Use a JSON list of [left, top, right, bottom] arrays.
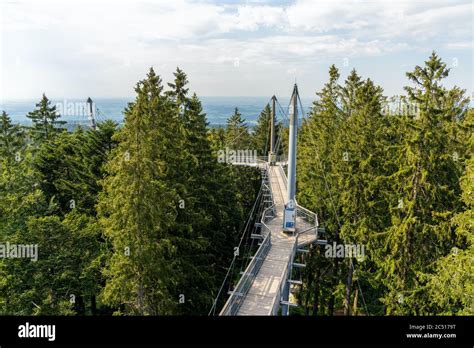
[[220, 163, 321, 315]]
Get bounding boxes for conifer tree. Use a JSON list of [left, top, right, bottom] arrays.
[[336, 77, 390, 315], [298, 65, 343, 315], [425, 112, 473, 314], [32, 130, 92, 215], [381, 52, 467, 314], [209, 127, 226, 152], [225, 107, 251, 149], [167, 67, 190, 112], [99, 68, 178, 315], [252, 104, 272, 156], [26, 94, 65, 141], [0, 111, 24, 161]]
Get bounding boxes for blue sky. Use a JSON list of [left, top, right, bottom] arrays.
[[0, 0, 472, 100]]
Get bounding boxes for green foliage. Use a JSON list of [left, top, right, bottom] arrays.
[[0, 212, 104, 315], [424, 109, 473, 315], [97, 67, 258, 315], [380, 52, 468, 314], [252, 103, 272, 156], [98, 68, 180, 315], [0, 55, 469, 317], [225, 107, 251, 149], [0, 111, 24, 161], [26, 94, 66, 142], [297, 54, 471, 316], [1, 108, 117, 314]]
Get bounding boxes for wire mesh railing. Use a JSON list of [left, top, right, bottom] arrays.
[[219, 205, 274, 316], [219, 231, 271, 315], [295, 204, 318, 227], [219, 163, 275, 316]]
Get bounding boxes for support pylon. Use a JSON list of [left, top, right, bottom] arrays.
[[283, 84, 298, 233]]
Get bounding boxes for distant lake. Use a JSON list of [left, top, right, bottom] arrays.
[[0, 96, 315, 128]]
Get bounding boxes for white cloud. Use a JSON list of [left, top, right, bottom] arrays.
[[0, 0, 471, 99], [235, 5, 287, 31]]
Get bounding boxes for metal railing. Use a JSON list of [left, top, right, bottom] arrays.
[[228, 155, 288, 166], [273, 217, 320, 315], [220, 160, 320, 315], [277, 164, 288, 191], [219, 231, 271, 315], [219, 164, 275, 316], [271, 154, 288, 164], [227, 156, 268, 165], [271, 231, 301, 315], [295, 203, 319, 247], [296, 204, 318, 227], [277, 164, 319, 245]]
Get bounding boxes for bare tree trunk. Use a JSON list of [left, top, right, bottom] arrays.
[[344, 259, 353, 316], [327, 257, 339, 315], [305, 269, 313, 316], [91, 295, 97, 315], [352, 287, 359, 316], [138, 281, 145, 315], [76, 295, 85, 315], [312, 267, 321, 316]]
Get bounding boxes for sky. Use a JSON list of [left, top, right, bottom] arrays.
[[0, 0, 472, 100]]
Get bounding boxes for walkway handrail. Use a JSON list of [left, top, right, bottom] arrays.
[[277, 164, 288, 191], [271, 233, 298, 315], [261, 203, 276, 225], [296, 204, 318, 227], [227, 156, 268, 165], [219, 231, 271, 315], [219, 203, 274, 315], [219, 164, 274, 316], [278, 163, 318, 227]]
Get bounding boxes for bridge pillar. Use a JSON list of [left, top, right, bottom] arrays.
[[283, 84, 298, 233], [269, 95, 276, 165], [86, 97, 97, 131]]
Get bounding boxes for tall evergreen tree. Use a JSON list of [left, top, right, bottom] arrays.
[[225, 107, 251, 149], [425, 109, 473, 314], [26, 94, 65, 141], [336, 77, 390, 315], [380, 52, 467, 314], [0, 111, 24, 161], [98, 68, 178, 315], [252, 104, 272, 156], [298, 65, 343, 315], [167, 67, 189, 112]]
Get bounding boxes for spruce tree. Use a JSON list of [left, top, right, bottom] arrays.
[[225, 107, 251, 149], [99, 68, 178, 315], [425, 111, 473, 314], [0, 111, 24, 161], [26, 94, 65, 141], [381, 52, 467, 314], [298, 65, 343, 315], [167, 67, 189, 110], [336, 77, 390, 315], [252, 104, 272, 156]]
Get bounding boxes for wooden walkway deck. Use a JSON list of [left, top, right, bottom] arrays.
[[235, 165, 317, 315]]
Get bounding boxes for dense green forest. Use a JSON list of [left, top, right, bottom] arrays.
[[0, 52, 472, 315], [296, 52, 472, 315]]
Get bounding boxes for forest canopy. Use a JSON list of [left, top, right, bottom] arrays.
[[0, 52, 472, 316]]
